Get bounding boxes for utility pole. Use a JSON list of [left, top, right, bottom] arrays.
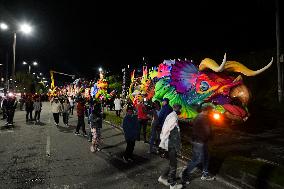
[[276, 0, 283, 103], [5, 52, 9, 93]]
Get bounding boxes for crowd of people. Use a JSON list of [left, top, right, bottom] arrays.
[[0, 92, 215, 189], [120, 98, 215, 189]]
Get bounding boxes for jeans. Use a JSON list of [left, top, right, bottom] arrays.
[[124, 140, 135, 159], [34, 111, 41, 121], [53, 113, 60, 124], [62, 113, 69, 124], [6, 110, 15, 124], [26, 110, 33, 121], [162, 147, 177, 186], [70, 106, 74, 115], [76, 116, 86, 133], [115, 110, 121, 117], [138, 119, 148, 142], [149, 124, 160, 151], [182, 142, 209, 181]]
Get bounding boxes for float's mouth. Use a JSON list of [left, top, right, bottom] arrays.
[[223, 104, 248, 121]]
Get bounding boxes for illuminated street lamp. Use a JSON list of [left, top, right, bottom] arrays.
[[0, 21, 34, 90], [23, 61, 38, 74], [0, 22, 8, 30]]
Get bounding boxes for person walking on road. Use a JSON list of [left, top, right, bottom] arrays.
[[148, 100, 161, 154], [89, 101, 103, 152], [62, 99, 71, 126], [34, 98, 42, 124], [122, 106, 139, 163], [114, 96, 122, 117], [136, 99, 149, 142], [158, 104, 183, 189], [5, 94, 17, 126], [75, 98, 87, 136], [158, 98, 173, 157], [51, 97, 61, 126], [25, 97, 34, 123], [69, 96, 75, 115], [181, 105, 215, 185]]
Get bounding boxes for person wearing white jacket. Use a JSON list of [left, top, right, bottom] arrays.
[[51, 97, 61, 126], [158, 104, 183, 189]]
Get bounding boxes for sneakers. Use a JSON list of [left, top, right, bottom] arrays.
[[158, 176, 170, 186], [122, 156, 128, 163], [170, 183, 183, 189], [90, 145, 95, 153], [83, 133, 88, 137], [74, 132, 80, 135], [201, 173, 215, 181]]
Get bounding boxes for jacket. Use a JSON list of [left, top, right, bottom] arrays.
[[61, 103, 71, 113], [191, 113, 212, 143], [77, 102, 85, 117], [122, 114, 139, 141], [51, 102, 61, 113], [25, 100, 34, 111], [89, 104, 103, 128], [159, 111, 180, 151], [33, 101, 42, 112], [158, 104, 173, 128]]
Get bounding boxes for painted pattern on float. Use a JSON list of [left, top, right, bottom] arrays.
[[129, 54, 273, 123]]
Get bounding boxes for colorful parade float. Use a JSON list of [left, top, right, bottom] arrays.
[[129, 54, 273, 125]]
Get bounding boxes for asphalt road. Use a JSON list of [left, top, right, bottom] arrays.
[[0, 102, 236, 189]]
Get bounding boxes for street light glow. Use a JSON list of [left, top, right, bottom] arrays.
[[0, 22, 8, 30], [33, 61, 38, 66], [23, 61, 27, 65], [33, 73, 35, 75], [99, 67, 103, 72], [19, 23, 32, 34]]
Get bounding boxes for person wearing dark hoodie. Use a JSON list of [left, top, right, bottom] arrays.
[[122, 106, 139, 163], [181, 105, 215, 186], [25, 96, 34, 123]]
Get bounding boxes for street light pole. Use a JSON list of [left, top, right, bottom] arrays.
[[28, 65, 31, 74], [276, 0, 282, 103], [12, 32, 16, 89]]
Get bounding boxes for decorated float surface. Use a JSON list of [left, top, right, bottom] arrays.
[[129, 54, 273, 123]]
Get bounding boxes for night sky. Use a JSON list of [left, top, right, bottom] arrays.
[[0, 0, 282, 80]]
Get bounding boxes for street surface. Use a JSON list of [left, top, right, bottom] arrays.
[[0, 102, 235, 189]]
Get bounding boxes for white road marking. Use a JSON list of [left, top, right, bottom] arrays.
[[0, 129, 14, 134], [46, 135, 51, 157]]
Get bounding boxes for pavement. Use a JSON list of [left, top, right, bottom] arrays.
[[0, 102, 236, 189]]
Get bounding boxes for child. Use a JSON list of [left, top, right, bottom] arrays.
[[89, 102, 103, 152], [122, 107, 139, 163]]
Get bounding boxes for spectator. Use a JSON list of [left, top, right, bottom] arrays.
[[181, 105, 215, 185], [51, 97, 61, 126], [114, 96, 122, 117], [136, 99, 149, 142], [75, 98, 87, 136], [25, 97, 34, 123], [148, 100, 161, 154], [34, 98, 42, 124], [89, 101, 103, 152], [122, 106, 139, 163], [158, 104, 183, 189], [69, 96, 75, 115], [62, 99, 71, 126]]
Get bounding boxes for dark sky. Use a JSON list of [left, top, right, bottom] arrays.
[[0, 0, 282, 80]]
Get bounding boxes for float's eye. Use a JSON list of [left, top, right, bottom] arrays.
[[200, 81, 210, 91]]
